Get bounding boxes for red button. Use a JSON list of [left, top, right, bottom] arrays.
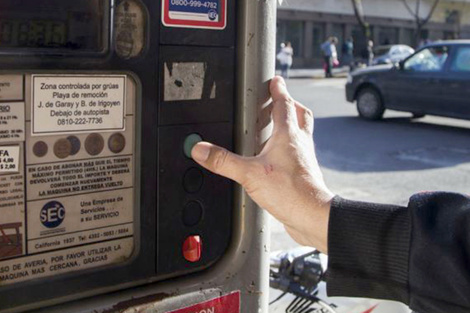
[[182, 235, 202, 262]]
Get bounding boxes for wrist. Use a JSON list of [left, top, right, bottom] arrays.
[[307, 192, 333, 253], [292, 186, 334, 253]]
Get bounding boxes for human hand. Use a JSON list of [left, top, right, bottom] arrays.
[[191, 76, 334, 253]]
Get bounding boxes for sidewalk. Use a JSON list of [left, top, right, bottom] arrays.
[[276, 66, 350, 79]]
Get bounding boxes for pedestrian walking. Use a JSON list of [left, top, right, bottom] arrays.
[[366, 40, 374, 66], [276, 42, 294, 78], [321, 37, 338, 78]]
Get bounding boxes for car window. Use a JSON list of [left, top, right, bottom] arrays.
[[404, 46, 449, 72], [450, 47, 470, 72], [402, 47, 414, 55], [390, 47, 399, 55], [375, 47, 390, 57]]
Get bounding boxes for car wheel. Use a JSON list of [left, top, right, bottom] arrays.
[[356, 87, 385, 120]]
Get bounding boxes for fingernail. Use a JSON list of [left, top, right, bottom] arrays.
[[192, 143, 210, 162]]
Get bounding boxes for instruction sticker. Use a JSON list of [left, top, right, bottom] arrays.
[[162, 0, 227, 30], [32, 75, 126, 135], [0, 238, 134, 285], [0, 73, 136, 286]]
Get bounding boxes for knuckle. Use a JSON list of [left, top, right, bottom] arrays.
[[284, 96, 295, 106], [277, 95, 294, 106], [212, 148, 229, 173], [304, 108, 314, 119]]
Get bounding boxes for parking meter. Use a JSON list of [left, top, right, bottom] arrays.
[[0, 0, 275, 312]]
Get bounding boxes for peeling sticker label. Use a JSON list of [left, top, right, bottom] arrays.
[[167, 292, 240, 313], [162, 0, 227, 30], [164, 62, 217, 101]]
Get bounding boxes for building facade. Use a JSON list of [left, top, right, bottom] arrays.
[[277, 0, 470, 67]]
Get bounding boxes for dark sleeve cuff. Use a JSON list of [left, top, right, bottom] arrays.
[[326, 196, 411, 304], [407, 192, 470, 313]]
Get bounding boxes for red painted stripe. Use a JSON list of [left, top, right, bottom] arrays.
[[360, 304, 379, 313]]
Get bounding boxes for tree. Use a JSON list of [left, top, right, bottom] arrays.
[[350, 0, 371, 40], [446, 0, 470, 39], [402, 0, 441, 47]]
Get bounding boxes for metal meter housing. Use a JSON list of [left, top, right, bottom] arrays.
[[0, 0, 237, 311]]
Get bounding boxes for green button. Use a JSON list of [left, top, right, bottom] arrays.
[[183, 133, 203, 159]]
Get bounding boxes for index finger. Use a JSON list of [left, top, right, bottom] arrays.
[[270, 76, 291, 102], [270, 76, 297, 132]]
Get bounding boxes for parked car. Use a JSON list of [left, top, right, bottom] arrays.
[[372, 45, 415, 65], [346, 41, 470, 120]]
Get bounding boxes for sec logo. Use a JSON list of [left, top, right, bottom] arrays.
[[208, 9, 218, 21], [40, 201, 66, 228]]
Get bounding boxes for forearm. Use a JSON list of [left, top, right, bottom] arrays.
[[326, 193, 470, 313], [327, 196, 410, 303]]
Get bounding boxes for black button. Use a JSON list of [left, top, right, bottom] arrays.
[[183, 201, 203, 227], [183, 167, 204, 194]]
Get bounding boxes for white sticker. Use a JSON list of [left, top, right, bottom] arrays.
[[0, 75, 23, 101], [0, 146, 20, 173], [27, 189, 134, 254], [0, 74, 136, 286], [0, 238, 134, 285], [32, 75, 126, 135], [0, 102, 25, 142]]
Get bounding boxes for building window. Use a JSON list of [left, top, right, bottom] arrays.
[[402, 28, 415, 47], [446, 10, 460, 25], [312, 23, 326, 59], [331, 23, 345, 53], [351, 25, 368, 58], [277, 20, 304, 57], [444, 31, 457, 40], [378, 27, 399, 45]]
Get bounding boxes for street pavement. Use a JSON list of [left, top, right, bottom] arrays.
[[275, 66, 349, 79], [270, 77, 470, 252]]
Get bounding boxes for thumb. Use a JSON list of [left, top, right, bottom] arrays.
[[192, 142, 247, 184]]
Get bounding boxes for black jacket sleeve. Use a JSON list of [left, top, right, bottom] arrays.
[[326, 192, 470, 313]]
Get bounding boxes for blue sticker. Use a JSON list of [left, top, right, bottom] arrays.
[[40, 201, 66, 228]]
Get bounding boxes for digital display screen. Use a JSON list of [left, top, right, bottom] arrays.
[[0, 0, 108, 53], [0, 20, 67, 49]]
